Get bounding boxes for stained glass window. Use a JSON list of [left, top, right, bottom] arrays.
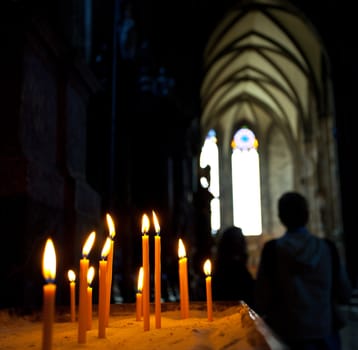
[[200, 129, 221, 234], [231, 127, 262, 235], [231, 127, 259, 151]]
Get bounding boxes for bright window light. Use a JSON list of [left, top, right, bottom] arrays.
[[232, 128, 262, 236], [200, 129, 221, 234]]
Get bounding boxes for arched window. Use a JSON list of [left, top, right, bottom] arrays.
[[200, 129, 220, 234], [231, 127, 262, 236]]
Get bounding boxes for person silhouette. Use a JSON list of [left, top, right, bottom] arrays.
[[254, 191, 352, 350], [212, 226, 255, 306]]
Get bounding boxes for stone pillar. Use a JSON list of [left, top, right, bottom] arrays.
[[0, 13, 101, 309]]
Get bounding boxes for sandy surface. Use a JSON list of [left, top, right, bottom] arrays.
[[0, 302, 287, 350]]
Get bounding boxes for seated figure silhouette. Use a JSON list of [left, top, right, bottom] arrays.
[[212, 226, 255, 306]]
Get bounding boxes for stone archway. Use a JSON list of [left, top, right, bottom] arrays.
[[200, 0, 341, 272]]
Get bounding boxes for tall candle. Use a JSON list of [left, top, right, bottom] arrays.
[[141, 214, 150, 331], [136, 266, 144, 321], [78, 231, 96, 344], [67, 270, 76, 322], [152, 210, 161, 329], [178, 248, 184, 318], [87, 266, 95, 330], [98, 237, 111, 338], [105, 213, 116, 327], [178, 238, 189, 319], [42, 238, 56, 350], [178, 273, 184, 317], [203, 259, 213, 322]]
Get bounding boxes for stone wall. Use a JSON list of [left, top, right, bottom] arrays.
[[0, 13, 101, 309]]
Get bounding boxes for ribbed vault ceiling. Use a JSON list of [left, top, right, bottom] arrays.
[[200, 0, 328, 143]]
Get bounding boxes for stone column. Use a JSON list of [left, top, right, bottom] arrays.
[[0, 13, 101, 309]]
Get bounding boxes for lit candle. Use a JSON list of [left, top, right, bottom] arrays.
[[178, 238, 189, 319], [141, 213, 150, 331], [98, 237, 111, 338], [203, 259, 213, 322], [78, 231, 96, 344], [178, 245, 184, 318], [87, 266, 95, 330], [105, 213, 116, 327], [136, 266, 144, 321], [67, 269, 76, 322], [42, 238, 56, 350], [152, 210, 161, 329]]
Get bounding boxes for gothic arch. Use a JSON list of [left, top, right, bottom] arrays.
[[200, 0, 340, 260]]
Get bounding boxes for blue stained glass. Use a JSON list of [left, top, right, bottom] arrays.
[[207, 129, 216, 139], [233, 128, 255, 150]]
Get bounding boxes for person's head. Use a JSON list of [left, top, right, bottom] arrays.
[[216, 226, 248, 264], [278, 191, 309, 229]]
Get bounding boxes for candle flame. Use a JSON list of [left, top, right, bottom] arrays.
[[203, 259, 212, 276], [101, 236, 111, 259], [68, 269, 76, 282], [152, 210, 160, 235], [178, 238, 186, 259], [137, 266, 144, 292], [87, 266, 95, 285], [42, 238, 56, 281], [141, 214, 150, 235], [82, 231, 96, 258], [106, 213, 116, 239]]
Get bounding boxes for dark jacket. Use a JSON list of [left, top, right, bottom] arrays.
[[212, 259, 255, 305], [254, 228, 352, 342]]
